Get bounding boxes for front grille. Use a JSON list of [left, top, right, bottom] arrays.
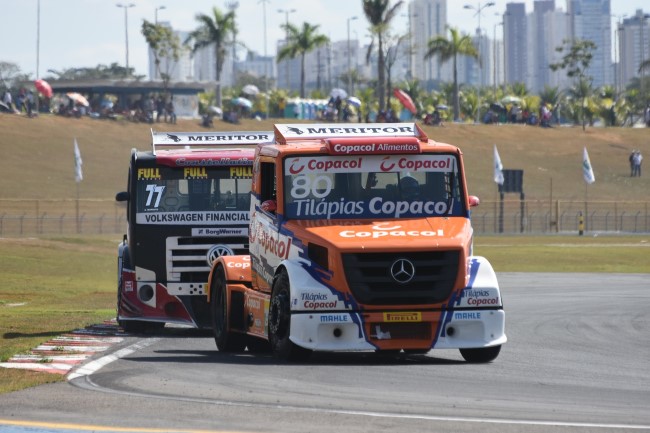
[[342, 251, 460, 305], [166, 236, 248, 283]]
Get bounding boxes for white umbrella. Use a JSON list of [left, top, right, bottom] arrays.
[[67, 92, 89, 107], [208, 106, 223, 115], [242, 84, 260, 96], [501, 95, 521, 105], [330, 88, 347, 99], [232, 97, 252, 109], [347, 96, 361, 107]]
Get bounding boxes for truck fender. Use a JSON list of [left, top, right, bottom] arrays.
[[276, 260, 339, 310], [457, 256, 503, 308], [207, 255, 252, 301]]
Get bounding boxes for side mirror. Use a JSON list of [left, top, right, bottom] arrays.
[[116, 191, 130, 202], [469, 196, 480, 208], [261, 199, 277, 213]]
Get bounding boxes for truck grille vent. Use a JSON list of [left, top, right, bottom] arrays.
[[167, 236, 248, 283], [341, 251, 460, 305]]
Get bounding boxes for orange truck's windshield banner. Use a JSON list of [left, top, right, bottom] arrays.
[[283, 154, 461, 220]]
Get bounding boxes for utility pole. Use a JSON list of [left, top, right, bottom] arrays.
[[116, 3, 136, 76], [464, 2, 495, 122], [278, 8, 296, 91]]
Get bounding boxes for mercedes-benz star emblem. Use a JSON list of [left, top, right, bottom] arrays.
[[206, 245, 235, 266], [390, 258, 415, 284]]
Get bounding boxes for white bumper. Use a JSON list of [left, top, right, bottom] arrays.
[[288, 309, 506, 352]]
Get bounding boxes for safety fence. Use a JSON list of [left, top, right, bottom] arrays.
[[0, 199, 649, 237]]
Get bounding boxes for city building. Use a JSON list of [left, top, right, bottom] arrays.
[[618, 9, 650, 88], [566, 0, 612, 88]]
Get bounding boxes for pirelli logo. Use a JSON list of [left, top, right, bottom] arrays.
[[383, 312, 422, 323]]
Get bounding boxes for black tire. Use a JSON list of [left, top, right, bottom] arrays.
[[268, 271, 312, 362], [459, 345, 501, 363], [211, 266, 246, 352]]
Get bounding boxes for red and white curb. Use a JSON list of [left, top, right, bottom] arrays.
[[0, 320, 126, 376]]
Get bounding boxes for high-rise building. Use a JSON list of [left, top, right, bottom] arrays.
[[527, 1, 571, 92], [566, 0, 612, 88], [504, 3, 528, 85], [409, 0, 448, 89], [619, 9, 650, 88]]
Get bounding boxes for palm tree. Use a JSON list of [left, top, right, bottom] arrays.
[[362, 0, 404, 112], [185, 7, 237, 109], [425, 27, 478, 121], [277, 22, 329, 99]]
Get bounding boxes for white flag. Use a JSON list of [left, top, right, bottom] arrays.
[[582, 146, 595, 184], [493, 144, 504, 185], [74, 138, 83, 183]]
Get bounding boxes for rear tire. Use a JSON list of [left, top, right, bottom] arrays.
[[460, 345, 501, 363], [268, 271, 312, 362], [211, 266, 246, 352]]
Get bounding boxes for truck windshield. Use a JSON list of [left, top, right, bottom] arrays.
[[283, 154, 462, 220], [135, 166, 252, 224]]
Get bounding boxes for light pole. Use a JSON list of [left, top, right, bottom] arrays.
[[259, 0, 270, 118], [464, 1, 495, 122], [155, 5, 165, 24], [612, 14, 626, 95], [116, 3, 135, 76], [493, 21, 503, 96], [278, 8, 296, 91], [347, 16, 358, 95]]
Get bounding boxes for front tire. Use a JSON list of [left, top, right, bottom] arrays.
[[460, 345, 501, 363], [211, 266, 246, 352], [268, 271, 311, 362]]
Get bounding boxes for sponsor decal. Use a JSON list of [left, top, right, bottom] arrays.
[[285, 155, 454, 176], [175, 157, 253, 167], [125, 280, 134, 292], [192, 227, 247, 237], [286, 125, 416, 136], [138, 168, 161, 180], [136, 211, 250, 225], [249, 221, 292, 260], [184, 167, 208, 179], [380, 156, 454, 172], [287, 196, 450, 220], [227, 260, 251, 269], [185, 133, 271, 143], [454, 312, 481, 320], [383, 312, 422, 322], [207, 245, 234, 265], [455, 286, 502, 308], [320, 314, 350, 323], [230, 166, 253, 178], [340, 225, 443, 238], [329, 142, 419, 155]]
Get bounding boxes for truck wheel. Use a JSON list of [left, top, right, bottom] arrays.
[[211, 266, 246, 352], [268, 271, 312, 362], [459, 345, 501, 363]]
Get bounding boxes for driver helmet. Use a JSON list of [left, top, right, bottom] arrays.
[[400, 175, 420, 200]]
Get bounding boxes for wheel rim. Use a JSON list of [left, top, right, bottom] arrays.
[[269, 291, 290, 340]]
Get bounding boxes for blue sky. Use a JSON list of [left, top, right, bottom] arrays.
[[2, 0, 647, 79]]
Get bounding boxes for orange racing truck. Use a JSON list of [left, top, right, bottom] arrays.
[[207, 123, 506, 361], [116, 130, 272, 332]]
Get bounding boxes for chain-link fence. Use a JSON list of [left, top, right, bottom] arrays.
[[1, 199, 648, 237]]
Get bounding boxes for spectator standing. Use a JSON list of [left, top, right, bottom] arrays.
[[629, 150, 636, 177], [2, 90, 13, 112], [166, 98, 176, 124], [156, 96, 166, 122], [632, 150, 643, 177]]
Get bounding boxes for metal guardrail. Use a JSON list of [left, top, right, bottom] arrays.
[[0, 199, 648, 237]]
